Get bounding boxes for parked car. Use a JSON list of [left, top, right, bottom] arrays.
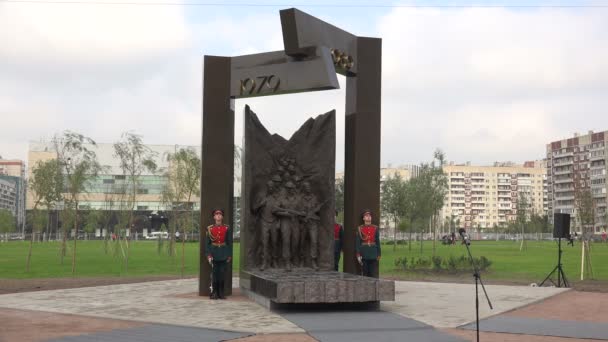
[[145, 232, 169, 240]]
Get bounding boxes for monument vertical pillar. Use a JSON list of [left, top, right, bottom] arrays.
[[200, 56, 234, 296], [344, 37, 382, 276]]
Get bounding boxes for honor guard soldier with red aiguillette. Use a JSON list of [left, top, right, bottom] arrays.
[[334, 210, 344, 271], [206, 209, 232, 299], [355, 209, 381, 278]]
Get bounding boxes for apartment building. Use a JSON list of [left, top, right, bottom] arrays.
[[442, 162, 546, 230], [0, 159, 26, 230], [546, 130, 607, 233], [0, 178, 17, 216], [336, 165, 420, 183]]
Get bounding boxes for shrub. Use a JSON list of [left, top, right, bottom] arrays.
[[394, 254, 492, 274], [431, 256, 443, 270], [477, 256, 492, 271], [394, 256, 408, 270]]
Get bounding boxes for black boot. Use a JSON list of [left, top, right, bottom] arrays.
[[218, 280, 226, 299]]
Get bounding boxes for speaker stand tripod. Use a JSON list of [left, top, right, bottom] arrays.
[[540, 237, 569, 287]]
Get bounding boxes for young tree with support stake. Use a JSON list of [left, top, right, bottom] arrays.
[[113, 132, 157, 271], [162, 147, 201, 276], [27, 159, 63, 272], [575, 187, 595, 280], [52, 131, 100, 275], [516, 192, 530, 251]]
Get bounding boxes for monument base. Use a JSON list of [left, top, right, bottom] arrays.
[[240, 269, 395, 310]]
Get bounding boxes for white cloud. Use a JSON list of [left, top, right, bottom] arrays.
[[0, 1, 189, 63], [378, 7, 608, 165], [1, 5, 608, 171]]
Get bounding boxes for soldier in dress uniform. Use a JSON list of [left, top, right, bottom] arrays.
[[355, 209, 381, 278], [206, 208, 232, 299], [333, 210, 344, 271]]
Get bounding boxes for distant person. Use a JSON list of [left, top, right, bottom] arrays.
[[461, 230, 470, 245], [567, 233, 575, 247], [602, 230, 607, 243], [355, 209, 381, 278], [333, 210, 344, 271]]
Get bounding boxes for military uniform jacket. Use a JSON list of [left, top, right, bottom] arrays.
[[206, 224, 232, 261], [355, 224, 381, 260], [334, 223, 344, 253]]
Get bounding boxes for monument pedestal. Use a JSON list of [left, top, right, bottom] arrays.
[[240, 269, 395, 310]]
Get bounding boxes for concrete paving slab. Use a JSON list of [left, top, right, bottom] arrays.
[[0, 278, 302, 334], [279, 310, 467, 342], [0, 277, 569, 339], [461, 316, 608, 340], [46, 324, 250, 342], [381, 281, 568, 328]]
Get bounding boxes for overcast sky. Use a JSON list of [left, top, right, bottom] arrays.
[[1, 0, 607, 171]]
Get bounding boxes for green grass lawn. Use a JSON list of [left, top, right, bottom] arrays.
[[1, 239, 607, 284], [380, 240, 608, 283], [0, 240, 224, 279]]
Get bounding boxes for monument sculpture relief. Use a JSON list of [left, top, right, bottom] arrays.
[[241, 105, 335, 272]]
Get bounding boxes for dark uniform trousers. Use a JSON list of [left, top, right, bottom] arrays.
[[212, 260, 227, 298], [361, 259, 378, 278], [334, 250, 341, 271]]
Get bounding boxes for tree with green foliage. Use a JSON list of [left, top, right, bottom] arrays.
[[381, 173, 407, 251], [428, 150, 448, 255], [27, 159, 63, 271], [53, 131, 101, 274], [335, 177, 344, 217], [84, 209, 102, 240], [162, 147, 201, 276], [402, 150, 448, 255], [0, 209, 16, 242], [113, 132, 157, 271], [402, 176, 423, 251]]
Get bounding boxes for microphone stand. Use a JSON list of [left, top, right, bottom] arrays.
[[460, 231, 493, 342]]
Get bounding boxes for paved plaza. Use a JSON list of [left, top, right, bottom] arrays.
[[2, 278, 607, 341]]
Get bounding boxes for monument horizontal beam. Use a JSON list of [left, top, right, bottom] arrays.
[[230, 47, 339, 99], [281, 8, 358, 75]]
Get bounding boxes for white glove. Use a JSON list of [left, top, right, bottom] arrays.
[[208, 257, 213, 265], [357, 256, 362, 265]]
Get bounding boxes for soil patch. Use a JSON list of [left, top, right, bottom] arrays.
[[0, 275, 188, 294]]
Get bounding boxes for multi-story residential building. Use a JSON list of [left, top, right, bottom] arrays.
[[336, 165, 420, 183], [0, 159, 26, 178], [0, 178, 17, 216], [546, 130, 607, 233], [26, 141, 201, 233], [442, 162, 546, 230], [0, 159, 26, 231]]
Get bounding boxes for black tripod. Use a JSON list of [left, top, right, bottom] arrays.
[[460, 230, 493, 342], [540, 237, 569, 287]]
